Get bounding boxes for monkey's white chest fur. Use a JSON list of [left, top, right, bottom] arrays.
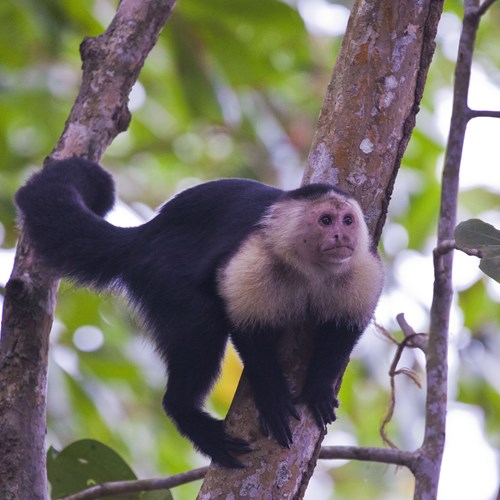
[[217, 232, 383, 329]]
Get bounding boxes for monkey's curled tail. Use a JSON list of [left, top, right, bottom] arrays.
[[15, 158, 132, 289]]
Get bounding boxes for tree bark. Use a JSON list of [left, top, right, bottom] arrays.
[[304, 0, 443, 240], [199, 0, 444, 497], [0, 1, 175, 498]]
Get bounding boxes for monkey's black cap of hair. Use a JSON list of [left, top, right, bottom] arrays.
[[285, 183, 349, 201]]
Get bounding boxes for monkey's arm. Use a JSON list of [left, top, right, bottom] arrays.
[[300, 320, 364, 429], [231, 325, 299, 447]]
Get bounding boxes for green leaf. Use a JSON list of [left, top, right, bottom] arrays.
[[455, 218, 500, 248], [479, 256, 500, 283], [455, 219, 500, 283], [47, 439, 137, 499]]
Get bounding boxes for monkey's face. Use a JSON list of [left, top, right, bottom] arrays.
[[298, 199, 361, 268]]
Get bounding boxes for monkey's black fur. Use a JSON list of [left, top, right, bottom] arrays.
[[15, 158, 382, 468]]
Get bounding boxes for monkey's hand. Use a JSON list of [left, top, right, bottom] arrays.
[[297, 381, 339, 431], [199, 418, 252, 468]]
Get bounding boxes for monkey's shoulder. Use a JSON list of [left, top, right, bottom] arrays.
[[217, 233, 306, 327]]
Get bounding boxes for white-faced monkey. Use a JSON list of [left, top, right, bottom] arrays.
[[15, 158, 384, 468]]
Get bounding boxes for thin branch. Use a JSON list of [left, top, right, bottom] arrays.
[[379, 322, 425, 448], [396, 314, 428, 352], [468, 109, 500, 120], [59, 467, 208, 500], [455, 245, 483, 258], [475, 0, 497, 17], [433, 239, 455, 257], [319, 446, 416, 469], [434, 239, 483, 258]]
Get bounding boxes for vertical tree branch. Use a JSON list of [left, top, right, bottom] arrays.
[[303, 0, 444, 240], [413, 1, 495, 497], [0, 1, 175, 498]]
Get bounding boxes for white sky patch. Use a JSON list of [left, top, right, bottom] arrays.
[[0, 248, 15, 287], [452, 250, 482, 291], [106, 199, 148, 227], [73, 325, 105, 352], [129, 81, 146, 111], [436, 12, 462, 61], [439, 405, 499, 500]]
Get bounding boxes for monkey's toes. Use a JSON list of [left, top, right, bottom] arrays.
[[224, 434, 253, 455]]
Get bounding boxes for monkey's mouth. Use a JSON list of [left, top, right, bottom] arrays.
[[321, 245, 354, 259]]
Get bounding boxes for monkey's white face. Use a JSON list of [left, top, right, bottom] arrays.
[[297, 199, 361, 268]]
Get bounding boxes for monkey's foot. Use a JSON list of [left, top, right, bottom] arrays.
[[296, 386, 339, 430], [202, 420, 252, 468], [170, 410, 251, 468], [257, 397, 300, 448]]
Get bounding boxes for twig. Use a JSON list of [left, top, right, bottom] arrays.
[[319, 446, 416, 469], [59, 467, 208, 500], [468, 109, 500, 120], [379, 319, 425, 448], [474, 0, 497, 17], [434, 239, 483, 258], [433, 239, 455, 256], [455, 245, 483, 258], [396, 313, 428, 352]]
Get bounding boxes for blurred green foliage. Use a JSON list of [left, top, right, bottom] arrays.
[[1, 0, 500, 498]]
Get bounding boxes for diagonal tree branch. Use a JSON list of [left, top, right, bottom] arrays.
[[199, 1, 444, 497]]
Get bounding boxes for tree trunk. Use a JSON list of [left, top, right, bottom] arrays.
[[0, 1, 176, 498]]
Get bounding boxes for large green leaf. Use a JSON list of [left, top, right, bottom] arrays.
[[48, 439, 136, 498], [47, 439, 172, 499]]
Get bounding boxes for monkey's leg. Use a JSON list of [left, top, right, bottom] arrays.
[[300, 321, 362, 429], [161, 322, 250, 468], [231, 327, 299, 448]]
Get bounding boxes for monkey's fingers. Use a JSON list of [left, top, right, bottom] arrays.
[[288, 400, 301, 421], [212, 450, 246, 469], [295, 387, 339, 429], [259, 414, 271, 439], [308, 394, 339, 429], [311, 402, 337, 430], [224, 434, 253, 455], [258, 409, 294, 447]]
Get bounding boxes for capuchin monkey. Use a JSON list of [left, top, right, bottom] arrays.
[[15, 157, 384, 468]]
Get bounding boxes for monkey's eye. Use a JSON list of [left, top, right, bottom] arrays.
[[343, 214, 354, 226], [319, 215, 332, 226]]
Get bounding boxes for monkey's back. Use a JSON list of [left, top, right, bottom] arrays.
[[123, 179, 283, 329], [138, 178, 282, 270]]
